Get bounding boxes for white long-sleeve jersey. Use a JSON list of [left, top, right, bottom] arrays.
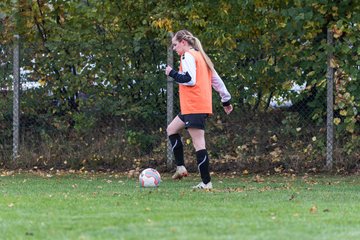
[[171, 52, 231, 105]]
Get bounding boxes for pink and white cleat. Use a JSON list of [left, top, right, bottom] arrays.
[[172, 166, 188, 180]]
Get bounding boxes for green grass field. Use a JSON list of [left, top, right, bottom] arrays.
[[0, 171, 359, 240]]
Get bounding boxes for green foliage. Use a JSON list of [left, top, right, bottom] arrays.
[[73, 112, 96, 134], [125, 130, 159, 154], [0, 93, 12, 161], [0, 0, 359, 167]]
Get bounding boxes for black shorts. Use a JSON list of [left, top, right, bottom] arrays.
[[178, 113, 208, 130]]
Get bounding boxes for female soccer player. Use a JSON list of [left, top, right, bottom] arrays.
[[165, 30, 233, 189]]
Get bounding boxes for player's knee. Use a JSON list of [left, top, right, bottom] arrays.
[[166, 125, 176, 136], [166, 125, 171, 136]]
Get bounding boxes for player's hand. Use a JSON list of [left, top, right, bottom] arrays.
[[223, 104, 233, 115], [165, 65, 173, 76]]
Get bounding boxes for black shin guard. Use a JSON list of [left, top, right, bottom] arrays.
[[168, 134, 184, 166], [196, 149, 211, 184]]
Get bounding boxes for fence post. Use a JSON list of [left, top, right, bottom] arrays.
[[326, 28, 334, 170], [13, 34, 20, 161], [166, 32, 174, 170]]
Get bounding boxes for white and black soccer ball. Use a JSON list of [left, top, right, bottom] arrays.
[[139, 168, 161, 188]]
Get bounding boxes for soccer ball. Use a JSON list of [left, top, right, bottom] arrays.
[[139, 168, 161, 188]]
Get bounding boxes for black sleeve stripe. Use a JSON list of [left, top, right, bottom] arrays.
[[169, 70, 192, 84], [222, 100, 231, 106]]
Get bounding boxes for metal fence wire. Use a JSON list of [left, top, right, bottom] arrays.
[[0, 36, 359, 173]]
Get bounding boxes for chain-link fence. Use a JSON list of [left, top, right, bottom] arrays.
[[0, 36, 359, 174]]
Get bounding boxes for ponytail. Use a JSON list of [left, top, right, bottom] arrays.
[[193, 37, 214, 73], [174, 30, 215, 72]]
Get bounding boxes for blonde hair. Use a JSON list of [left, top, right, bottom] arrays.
[[174, 30, 214, 72]]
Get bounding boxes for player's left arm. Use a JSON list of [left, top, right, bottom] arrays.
[[211, 70, 233, 114]]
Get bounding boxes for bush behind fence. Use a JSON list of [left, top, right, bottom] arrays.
[[0, 39, 359, 173]]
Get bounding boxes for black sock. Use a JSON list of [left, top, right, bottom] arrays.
[[196, 149, 211, 184], [168, 134, 184, 166]]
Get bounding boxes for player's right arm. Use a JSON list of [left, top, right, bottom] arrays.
[[168, 52, 196, 86]]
